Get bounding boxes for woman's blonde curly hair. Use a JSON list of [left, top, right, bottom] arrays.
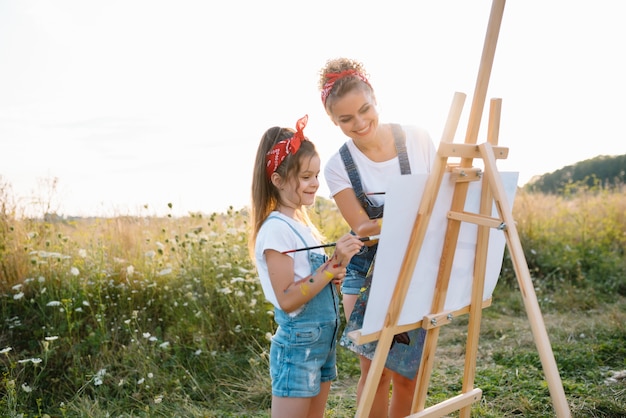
[[318, 58, 373, 113]]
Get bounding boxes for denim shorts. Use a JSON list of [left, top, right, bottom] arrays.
[[269, 321, 338, 397], [341, 244, 377, 295]]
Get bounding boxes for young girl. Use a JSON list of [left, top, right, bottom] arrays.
[[318, 58, 437, 417], [250, 114, 364, 418]]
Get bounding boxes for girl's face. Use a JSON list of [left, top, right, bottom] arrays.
[[277, 154, 321, 210], [330, 88, 379, 142]]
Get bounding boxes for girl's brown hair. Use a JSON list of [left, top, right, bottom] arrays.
[[249, 127, 322, 257]]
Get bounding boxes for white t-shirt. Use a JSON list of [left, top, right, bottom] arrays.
[[324, 125, 436, 205], [255, 211, 325, 309]]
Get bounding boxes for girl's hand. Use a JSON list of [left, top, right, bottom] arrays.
[[331, 233, 364, 268]]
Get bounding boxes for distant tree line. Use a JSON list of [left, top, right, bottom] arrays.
[[524, 154, 626, 194]]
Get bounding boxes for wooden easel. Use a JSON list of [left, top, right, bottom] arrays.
[[350, 1, 571, 416]]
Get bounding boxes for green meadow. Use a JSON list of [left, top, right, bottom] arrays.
[[1, 181, 625, 417]]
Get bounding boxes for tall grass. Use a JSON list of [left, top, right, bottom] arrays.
[[0, 180, 625, 417], [502, 183, 626, 311]]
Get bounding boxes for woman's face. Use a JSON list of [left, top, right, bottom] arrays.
[[329, 88, 379, 142]]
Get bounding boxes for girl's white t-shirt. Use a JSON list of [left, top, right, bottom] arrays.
[[324, 125, 436, 204], [255, 211, 324, 310]]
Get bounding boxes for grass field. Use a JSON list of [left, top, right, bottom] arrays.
[[1, 182, 625, 417]]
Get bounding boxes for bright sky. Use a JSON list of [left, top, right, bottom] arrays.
[[1, 1, 624, 217]]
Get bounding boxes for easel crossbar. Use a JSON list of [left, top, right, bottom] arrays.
[[407, 389, 483, 418], [438, 142, 509, 159], [348, 299, 492, 345], [447, 211, 505, 229]]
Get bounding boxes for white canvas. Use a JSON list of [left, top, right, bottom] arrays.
[[360, 172, 519, 336]]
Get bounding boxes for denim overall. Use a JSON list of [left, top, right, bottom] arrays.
[[266, 215, 340, 397], [339, 124, 427, 379], [339, 123, 411, 294]]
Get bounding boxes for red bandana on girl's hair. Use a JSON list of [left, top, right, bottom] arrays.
[[321, 69, 371, 105], [265, 114, 309, 179]]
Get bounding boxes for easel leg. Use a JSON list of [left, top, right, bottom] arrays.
[[459, 98, 502, 418], [355, 330, 396, 417], [480, 142, 571, 418]]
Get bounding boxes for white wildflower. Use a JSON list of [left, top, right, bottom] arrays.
[[137, 378, 145, 385], [94, 368, 106, 386], [0, 347, 12, 354], [78, 249, 87, 258], [143, 332, 151, 339], [21, 383, 33, 393], [154, 395, 163, 404], [18, 358, 42, 364], [156, 268, 172, 276], [13, 292, 24, 300], [70, 267, 80, 276], [82, 300, 90, 307], [126, 265, 135, 277], [45, 336, 59, 341], [159, 341, 170, 349], [47, 301, 62, 307], [147, 372, 154, 379], [38, 276, 45, 283], [194, 349, 202, 356], [12, 284, 22, 291]]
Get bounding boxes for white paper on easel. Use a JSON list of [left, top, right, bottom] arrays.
[[360, 172, 519, 336]]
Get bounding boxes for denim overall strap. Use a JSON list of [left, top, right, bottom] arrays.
[[265, 215, 338, 325], [391, 123, 411, 175], [266, 215, 311, 261], [339, 143, 366, 205], [339, 126, 411, 220]]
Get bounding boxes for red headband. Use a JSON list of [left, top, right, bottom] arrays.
[[321, 69, 371, 105], [265, 114, 309, 179]]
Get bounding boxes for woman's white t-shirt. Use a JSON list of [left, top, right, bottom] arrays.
[[324, 125, 436, 205], [255, 211, 325, 310]]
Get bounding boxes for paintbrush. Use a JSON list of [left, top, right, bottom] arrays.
[[281, 235, 380, 254]]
